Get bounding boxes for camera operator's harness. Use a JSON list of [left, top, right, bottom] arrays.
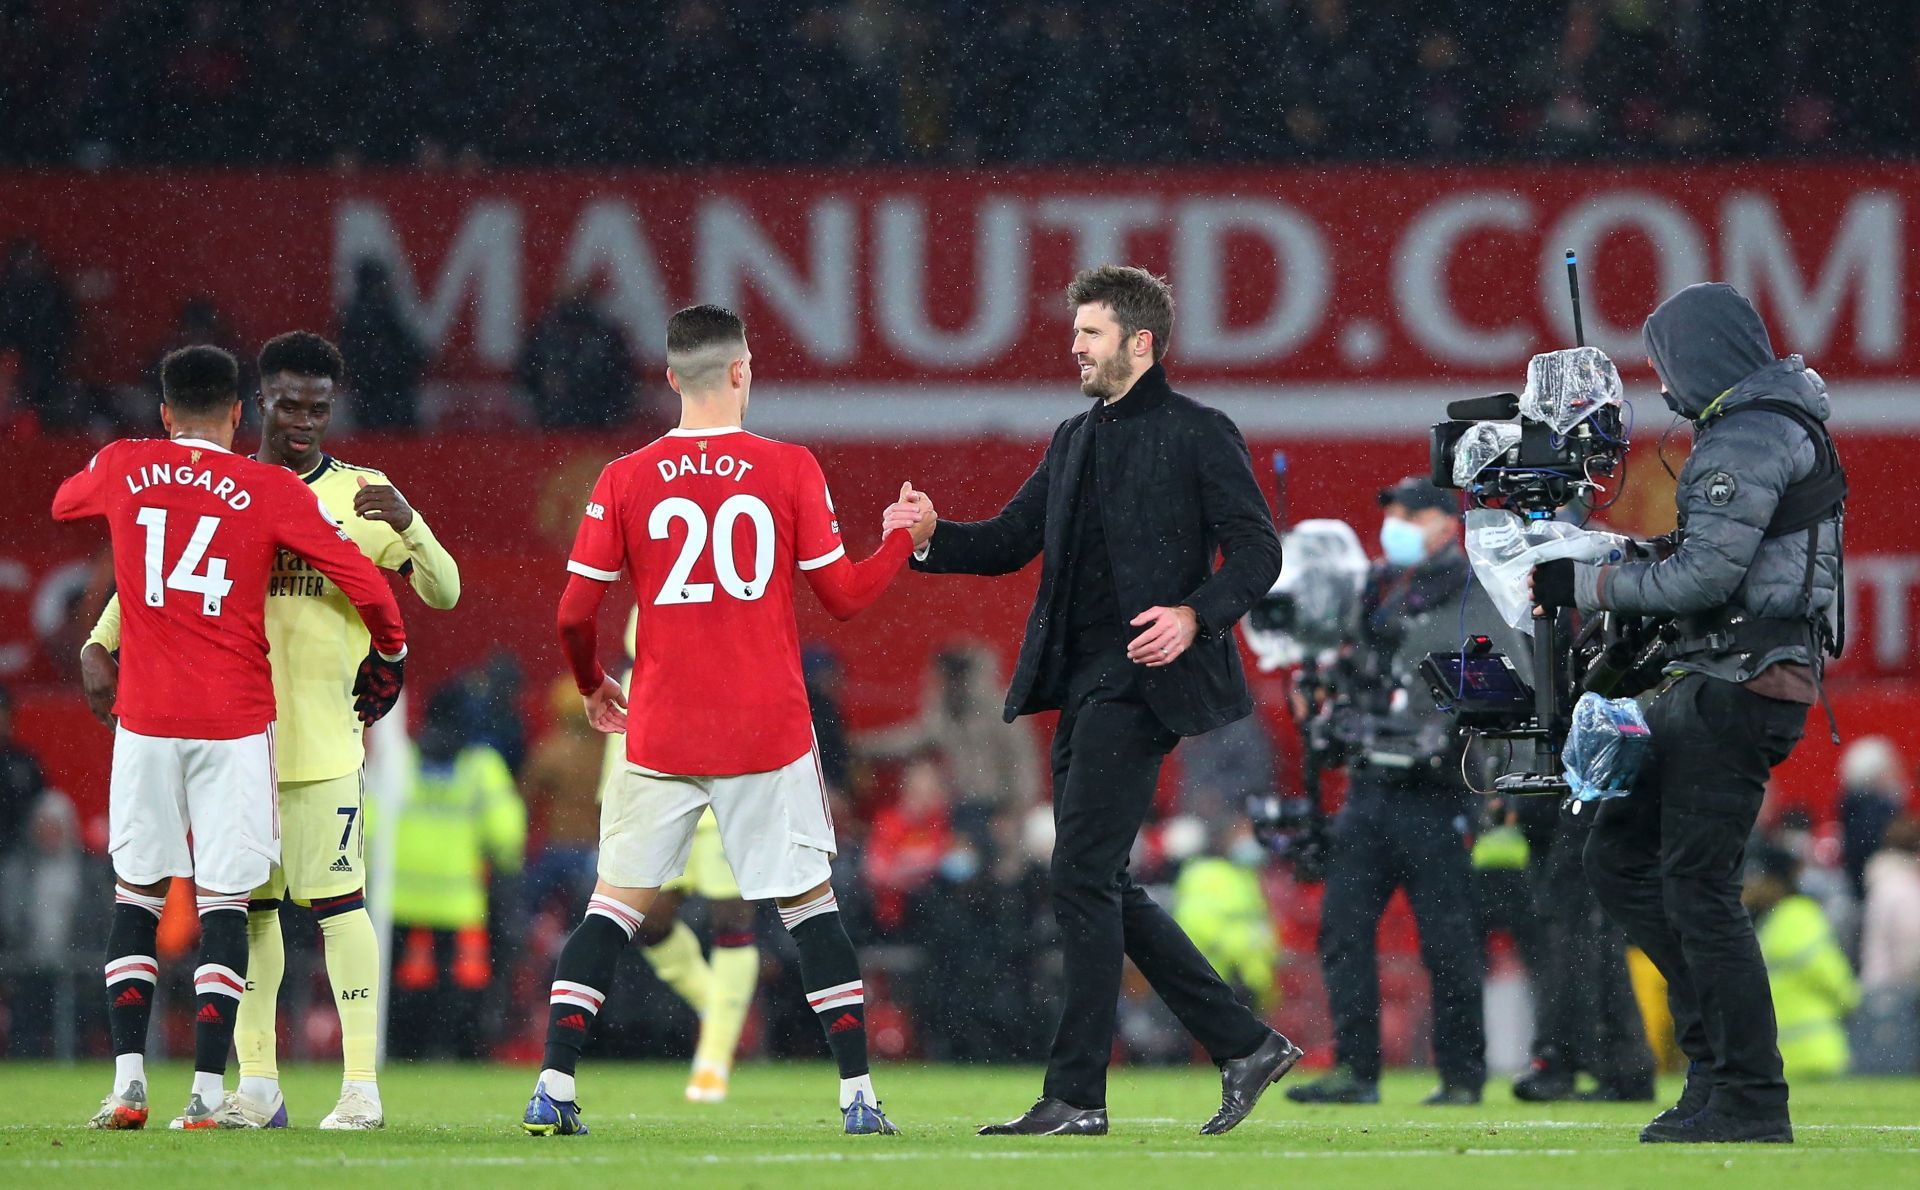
[[1664, 397, 1848, 742]]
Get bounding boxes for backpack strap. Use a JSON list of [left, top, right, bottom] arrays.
[[1709, 398, 1847, 742]]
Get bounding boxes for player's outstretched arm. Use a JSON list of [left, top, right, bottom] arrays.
[[556, 572, 627, 733], [804, 526, 916, 621]]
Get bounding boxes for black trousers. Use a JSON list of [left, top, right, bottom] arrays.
[[1528, 809, 1654, 1085], [1043, 649, 1269, 1107], [1584, 672, 1806, 1119], [1319, 778, 1486, 1088]]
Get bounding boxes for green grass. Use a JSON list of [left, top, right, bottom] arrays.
[[2, 1062, 1916, 1189]]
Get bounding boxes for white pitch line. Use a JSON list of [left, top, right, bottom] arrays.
[[9, 1143, 1919, 1172]]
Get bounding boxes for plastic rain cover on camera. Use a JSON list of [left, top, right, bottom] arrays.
[[1242, 518, 1368, 672], [1465, 508, 1630, 634], [1452, 421, 1523, 487], [1519, 346, 1624, 434], [1562, 691, 1652, 804]]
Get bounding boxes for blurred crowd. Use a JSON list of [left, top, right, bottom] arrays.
[[6, 634, 1920, 1081], [7, 2, 1917, 436], [0, 245, 653, 435], [1, 1, 1914, 169]]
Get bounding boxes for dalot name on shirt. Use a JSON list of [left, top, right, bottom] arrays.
[[123, 460, 254, 510], [656, 451, 756, 484]]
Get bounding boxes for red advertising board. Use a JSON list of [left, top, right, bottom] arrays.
[[7, 164, 1917, 833], [5, 165, 1920, 396]]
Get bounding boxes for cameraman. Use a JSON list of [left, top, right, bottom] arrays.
[[1286, 477, 1502, 1107], [1533, 283, 1844, 1145]]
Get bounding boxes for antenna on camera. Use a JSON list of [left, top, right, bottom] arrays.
[[1565, 249, 1585, 348]]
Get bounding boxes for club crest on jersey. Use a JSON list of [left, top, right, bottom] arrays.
[[190, 449, 203, 464], [658, 452, 755, 484]]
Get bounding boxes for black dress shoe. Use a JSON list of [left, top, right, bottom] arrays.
[[978, 1098, 1109, 1137], [1512, 1062, 1576, 1102], [1644, 1066, 1712, 1130], [1200, 1031, 1305, 1135], [1641, 1108, 1792, 1144]]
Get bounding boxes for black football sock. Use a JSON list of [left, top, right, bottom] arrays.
[[105, 887, 166, 1069], [540, 894, 642, 1080], [780, 888, 869, 1080], [192, 893, 252, 1078]]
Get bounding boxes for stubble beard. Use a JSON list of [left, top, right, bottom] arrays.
[[1079, 350, 1133, 400]]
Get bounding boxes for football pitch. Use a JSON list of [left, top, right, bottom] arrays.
[[4, 1062, 1917, 1189]]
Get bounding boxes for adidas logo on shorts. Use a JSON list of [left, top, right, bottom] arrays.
[[330, 855, 354, 872]]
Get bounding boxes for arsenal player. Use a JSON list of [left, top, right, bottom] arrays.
[[521, 305, 931, 1138], [52, 346, 407, 1131]]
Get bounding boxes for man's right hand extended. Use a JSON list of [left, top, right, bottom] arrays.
[[80, 642, 118, 728], [883, 481, 938, 549]]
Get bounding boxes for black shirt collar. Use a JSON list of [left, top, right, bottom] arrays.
[[1093, 363, 1172, 421], [297, 454, 334, 485]]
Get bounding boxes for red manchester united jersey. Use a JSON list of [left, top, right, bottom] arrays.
[[52, 437, 407, 740], [567, 428, 846, 776]]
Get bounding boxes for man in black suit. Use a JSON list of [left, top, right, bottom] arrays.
[[905, 265, 1297, 1136]]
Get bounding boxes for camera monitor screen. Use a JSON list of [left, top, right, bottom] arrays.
[[1420, 650, 1535, 725]]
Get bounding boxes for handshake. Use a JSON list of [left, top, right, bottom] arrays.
[[881, 482, 939, 549]]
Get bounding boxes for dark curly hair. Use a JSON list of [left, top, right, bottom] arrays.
[[160, 345, 240, 413], [257, 330, 345, 384]]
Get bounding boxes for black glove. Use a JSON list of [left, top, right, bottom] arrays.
[[352, 648, 405, 724], [1288, 821, 1331, 884], [1532, 558, 1576, 609]]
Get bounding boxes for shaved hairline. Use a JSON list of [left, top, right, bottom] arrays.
[[668, 337, 746, 394]]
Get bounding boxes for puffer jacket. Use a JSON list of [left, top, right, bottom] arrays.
[[1573, 282, 1843, 682]]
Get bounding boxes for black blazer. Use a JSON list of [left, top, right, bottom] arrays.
[[912, 365, 1283, 736]]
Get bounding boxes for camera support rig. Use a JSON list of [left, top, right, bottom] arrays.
[[1423, 252, 1628, 797]]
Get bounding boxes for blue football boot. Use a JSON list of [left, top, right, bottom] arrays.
[[843, 1091, 899, 1135], [522, 1081, 589, 1136]]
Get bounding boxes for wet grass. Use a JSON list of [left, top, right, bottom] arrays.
[[2, 1061, 1916, 1189]]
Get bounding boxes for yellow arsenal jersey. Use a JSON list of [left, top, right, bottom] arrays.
[[90, 453, 459, 782]]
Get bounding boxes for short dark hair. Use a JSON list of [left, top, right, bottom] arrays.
[[258, 331, 345, 384], [1066, 266, 1174, 363], [160, 345, 240, 414], [666, 304, 747, 359]]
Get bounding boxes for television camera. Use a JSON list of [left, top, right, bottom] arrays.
[[1419, 253, 1655, 797]]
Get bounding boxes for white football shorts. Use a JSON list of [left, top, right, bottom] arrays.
[[599, 747, 834, 901], [108, 723, 280, 894]]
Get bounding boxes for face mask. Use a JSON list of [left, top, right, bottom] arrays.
[[1661, 389, 1684, 416], [1380, 516, 1428, 567]]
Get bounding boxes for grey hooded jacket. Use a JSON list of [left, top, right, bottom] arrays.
[[1572, 282, 1843, 683]]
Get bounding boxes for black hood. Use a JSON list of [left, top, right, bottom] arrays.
[[1641, 282, 1777, 418]]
